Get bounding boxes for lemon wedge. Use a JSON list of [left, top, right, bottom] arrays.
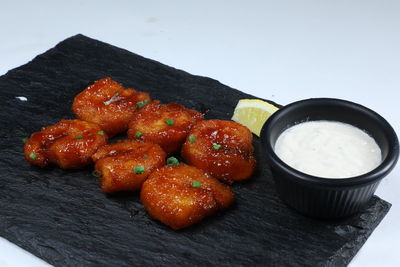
[[231, 99, 279, 136]]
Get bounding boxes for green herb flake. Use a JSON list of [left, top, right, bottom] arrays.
[[29, 152, 37, 160], [165, 118, 174, 126], [143, 154, 149, 159], [135, 131, 142, 138], [22, 137, 28, 143], [189, 135, 196, 144], [192, 180, 202, 188], [76, 135, 83, 139], [167, 156, 179, 166], [88, 133, 93, 136], [213, 143, 221, 150], [92, 170, 103, 178], [133, 166, 146, 175], [97, 130, 105, 136], [136, 99, 149, 109], [103, 91, 120, 105]]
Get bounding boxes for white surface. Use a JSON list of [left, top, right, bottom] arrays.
[[0, 0, 399, 266]]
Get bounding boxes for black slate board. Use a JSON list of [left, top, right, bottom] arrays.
[[0, 34, 391, 267]]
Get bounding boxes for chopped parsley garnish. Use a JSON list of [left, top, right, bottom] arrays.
[[192, 180, 202, 188], [22, 138, 28, 143], [88, 133, 93, 136], [97, 130, 105, 136], [133, 166, 146, 174], [167, 156, 179, 166], [143, 154, 149, 159], [135, 131, 142, 138], [189, 135, 196, 144], [29, 152, 37, 160], [165, 118, 174, 126], [76, 135, 83, 139], [103, 91, 120, 105], [92, 170, 103, 178], [213, 143, 221, 150], [136, 99, 149, 109]]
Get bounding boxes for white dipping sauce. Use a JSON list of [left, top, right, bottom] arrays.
[[274, 120, 382, 178]]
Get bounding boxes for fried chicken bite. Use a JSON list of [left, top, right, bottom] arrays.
[[72, 77, 151, 136], [141, 163, 234, 230], [127, 101, 203, 153], [181, 119, 256, 183], [24, 119, 108, 169], [92, 140, 166, 193]]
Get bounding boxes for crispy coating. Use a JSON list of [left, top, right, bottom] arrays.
[[72, 77, 151, 136], [141, 164, 234, 230], [92, 140, 167, 193], [24, 119, 108, 169], [127, 101, 203, 153], [181, 119, 256, 182]]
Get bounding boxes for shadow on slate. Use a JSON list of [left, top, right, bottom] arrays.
[[0, 34, 391, 267]]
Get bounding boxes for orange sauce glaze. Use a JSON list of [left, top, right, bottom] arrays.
[[72, 77, 151, 136], [24, 119, 108, 169], [181, 119, 256, 183], [127, 101, 203, 153], [140, 164, 234, 230], [92, 140, 166, 193]]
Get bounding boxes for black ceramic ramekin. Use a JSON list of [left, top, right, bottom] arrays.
[[260, 98, 399, 218]]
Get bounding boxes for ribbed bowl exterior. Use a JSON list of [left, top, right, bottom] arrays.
[[261, 98, 399, 219], [272, 170, 382, 218]]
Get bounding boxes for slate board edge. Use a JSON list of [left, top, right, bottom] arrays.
[[2, 33, 281, 109], [331, 200, 391, 266]]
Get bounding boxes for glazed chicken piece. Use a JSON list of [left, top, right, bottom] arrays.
[[141, 163, 234, 230], [92, 140, 166, 193], [72, 77, 151, 136], [24, 119, 108, 169], [127, 101, 203, 153], [181, 119, 256, 183]]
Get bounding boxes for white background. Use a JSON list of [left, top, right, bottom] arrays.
[[1, 0, 399, 266]]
